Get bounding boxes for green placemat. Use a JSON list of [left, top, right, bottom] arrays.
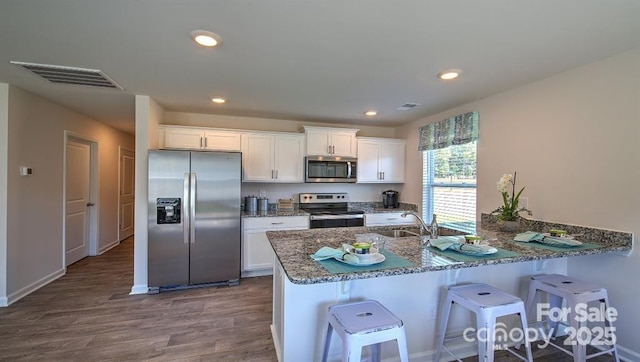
[[426, 246, 521, 262], [515, 241, 604, 252], [316, 250, 415, 274]]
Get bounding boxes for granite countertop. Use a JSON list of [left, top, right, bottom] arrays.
[[266, 222, 632, 285]]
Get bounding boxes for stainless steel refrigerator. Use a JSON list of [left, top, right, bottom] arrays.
[[148, 150, 241, 292]]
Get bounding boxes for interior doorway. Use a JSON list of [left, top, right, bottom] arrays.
[[64, 133, 98, 266], [119, 147, 135, 241]]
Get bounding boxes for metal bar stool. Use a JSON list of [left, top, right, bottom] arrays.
[[321, 300, 409, 362], [435, 283, 533, 362], [523, 274, 619, 362]]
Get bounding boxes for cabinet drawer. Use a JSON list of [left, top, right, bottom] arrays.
[[365, 212, 416, 226], [243, 216, 309, 230]]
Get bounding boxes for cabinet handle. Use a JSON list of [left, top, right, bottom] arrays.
[[271, 222, 284, 225], [275, 170, 278, 179], [332, 145, 335, 154], [204, 138, 208, 148], [200, 137, 204, 148], [271, 170, 274, 179], [382, 171, 385, 180], [327, 145, 332, 154]]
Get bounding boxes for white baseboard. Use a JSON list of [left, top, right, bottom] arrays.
[[129, 284, 148, 295], [0, 297, 7, 307], [241, 269, 273, 278], [98, 239, 120, 255], [4, 268, 65, 306]]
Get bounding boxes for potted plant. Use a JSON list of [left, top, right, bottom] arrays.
[[491, 172, 532, 232]]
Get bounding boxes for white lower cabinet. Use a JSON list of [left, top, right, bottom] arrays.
[[365, 212, 417, 226], [242, 216, 309, 276]]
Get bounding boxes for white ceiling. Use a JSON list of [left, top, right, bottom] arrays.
[[1, 1, 639, 134]]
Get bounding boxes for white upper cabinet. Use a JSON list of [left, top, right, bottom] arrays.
[[357, 137, 405, 183], [241, 132, 305, 182], [160, 126, 242, 151], [303, 126, 358, 157]]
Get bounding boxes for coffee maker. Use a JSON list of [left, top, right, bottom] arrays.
[[382, 190, 399, 208]]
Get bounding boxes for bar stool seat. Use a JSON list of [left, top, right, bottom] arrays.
[[523, 274, 619, 362], [435, 283, 533, 362], [321, 300, 409, 362]]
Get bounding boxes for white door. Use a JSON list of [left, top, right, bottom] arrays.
[[356, 140, 381, 182], [65, 139, 92, 266], [274, 134, 304, 182], [119, 148, 135, 240], [379, 140, 405, 183], [241, 133, 275, 181]]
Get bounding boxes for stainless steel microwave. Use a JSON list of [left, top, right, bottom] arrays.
[[305, 156, 357, 183]]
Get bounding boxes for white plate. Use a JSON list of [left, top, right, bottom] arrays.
[[337, 253, 386, 266], [456, 244, 498, 256], [539, 236, 582, 247]]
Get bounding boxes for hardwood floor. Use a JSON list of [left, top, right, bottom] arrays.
[[0, 237, 618, 361], [0, 237, 277, 361]]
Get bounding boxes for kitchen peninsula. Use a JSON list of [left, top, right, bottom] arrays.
[[266, 218, 632, 361]]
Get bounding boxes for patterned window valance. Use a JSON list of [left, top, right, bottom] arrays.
[[418, 111, 479, 151]]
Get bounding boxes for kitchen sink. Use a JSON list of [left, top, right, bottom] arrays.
[[375, 227, 464, 238]]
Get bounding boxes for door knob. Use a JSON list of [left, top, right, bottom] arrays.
[[86, 202, 95, 207]]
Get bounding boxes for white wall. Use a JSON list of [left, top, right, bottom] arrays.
[[3, 86, 134, 305], [396, 48, 640, 355], [131, 95, 163, 294]]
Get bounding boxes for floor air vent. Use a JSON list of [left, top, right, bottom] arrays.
[[10, 61, 123, 90]]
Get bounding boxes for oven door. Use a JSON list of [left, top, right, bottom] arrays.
[[305, 156, 357, 183], [309, 214, 364, 228]]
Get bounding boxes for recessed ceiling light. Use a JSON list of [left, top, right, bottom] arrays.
[[211, 97, 226, 104], [437, 69, 461, 80], [364, 110, 378, 116], [191, 30, 222, 47]]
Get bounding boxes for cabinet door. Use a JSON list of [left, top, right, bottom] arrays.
[[331, 131, 357, 157], [164, 128, 203, 149], [242, 229, 274, 271], [274, 134, 304, 182], [305, 129, 331, 156], [379, 140, 405, 183], [203, 130, 242, 151], [356, 140, 380, 182], [242, 134, 275, 181]]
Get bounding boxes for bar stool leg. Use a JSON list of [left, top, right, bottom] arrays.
[[518, 310, 534, 362], [345, 338, 361, 362], [566, 300, 586, 362], [549, 293, 563, 337], [397, 326, 410, 362], [434, 296, 453, 362], [321, 322, 333, 362]]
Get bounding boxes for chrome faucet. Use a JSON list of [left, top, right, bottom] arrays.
[[401, 211, 438, 244]]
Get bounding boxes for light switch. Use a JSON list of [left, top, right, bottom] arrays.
[[20, 166, 33, 176]]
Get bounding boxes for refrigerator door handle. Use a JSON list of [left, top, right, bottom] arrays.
[[183, 173, 190, 244], [190, 173, 197, 244]]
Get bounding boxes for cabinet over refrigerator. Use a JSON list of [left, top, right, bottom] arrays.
[[148, 150, 241, 292]]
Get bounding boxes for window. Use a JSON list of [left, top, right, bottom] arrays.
[[422, 142, 477, 233], [418, 111, 478, 233]]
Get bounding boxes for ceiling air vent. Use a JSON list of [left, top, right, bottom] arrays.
[[396, 103, 421, 111], [10, 61, 123, 90]]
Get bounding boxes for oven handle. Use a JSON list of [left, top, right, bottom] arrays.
[[309, 214, 364, 220]]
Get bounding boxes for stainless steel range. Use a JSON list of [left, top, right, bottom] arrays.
[[299, 193, 365, 229]]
